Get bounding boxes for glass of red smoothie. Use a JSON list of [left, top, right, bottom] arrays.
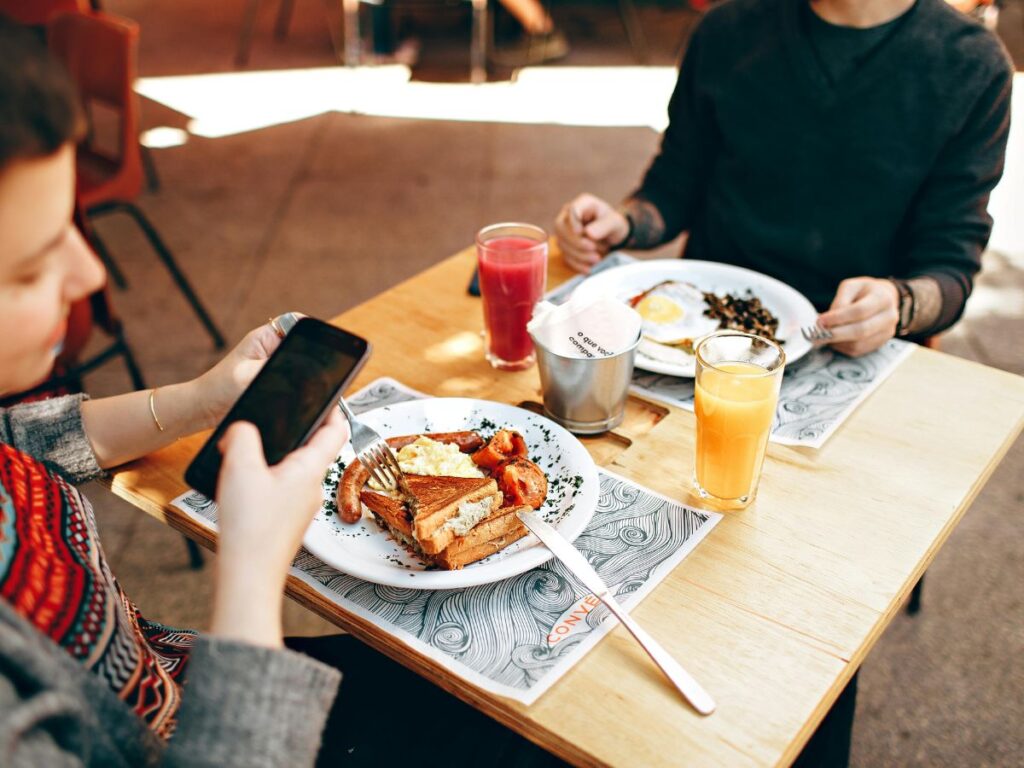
[[475, 223, 548, 371]]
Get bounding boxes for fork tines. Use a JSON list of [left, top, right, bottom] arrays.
[[360, 442, 404, 493], [801, 323, 834, 343]]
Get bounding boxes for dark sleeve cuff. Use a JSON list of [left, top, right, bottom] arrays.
[[906, 268, 972, 338], [165, 636, 341, 768]]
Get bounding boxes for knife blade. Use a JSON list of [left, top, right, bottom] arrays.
[[517, 509, 716, 715]]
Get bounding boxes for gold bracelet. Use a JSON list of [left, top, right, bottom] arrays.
[[149, 389, 165, 432]]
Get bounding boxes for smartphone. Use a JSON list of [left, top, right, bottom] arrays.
[[185, 318, 370, 498], [467, 266, 481, 297]]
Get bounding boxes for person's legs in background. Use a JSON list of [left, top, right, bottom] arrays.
[[366, 0, 421, 66], [490, 0, 569, 66]]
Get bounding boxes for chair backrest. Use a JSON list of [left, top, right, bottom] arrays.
[[48, 10, 144, 201], [48, 11, 138, 113], [0, 0, 84, 26]]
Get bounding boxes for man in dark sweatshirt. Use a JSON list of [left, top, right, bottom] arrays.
[[555, 0, 1013, 357]]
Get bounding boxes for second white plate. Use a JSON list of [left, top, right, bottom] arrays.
[[572, 259, 819, 377]]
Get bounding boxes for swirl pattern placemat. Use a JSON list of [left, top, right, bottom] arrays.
[[170, 378, 720, 704], [633, 340, 914, 449]]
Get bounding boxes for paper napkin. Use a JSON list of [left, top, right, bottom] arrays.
[[528, 291, 641, 359]]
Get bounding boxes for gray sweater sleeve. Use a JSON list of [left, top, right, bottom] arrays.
[[0, 605, 342, 768], [0, 394, 103, 482], [163, 636, 342, 768]]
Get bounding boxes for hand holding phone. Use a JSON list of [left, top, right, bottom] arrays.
[[209, 408, 349, 648], [185, 318, 370, 498]]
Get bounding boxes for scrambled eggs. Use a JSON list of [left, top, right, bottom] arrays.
[[364, 436, 484, 492], [396, 436, 484, 478]]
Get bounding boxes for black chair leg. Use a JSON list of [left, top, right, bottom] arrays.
[[88, 224, 129, 289], [185, 537, 205, 570], [618, 0, 649, 64], [94, 201, 226, 349], [907, 576, 924, 615], [113, 334, 148, 392], [141, 144, 161, 193], [275, 0, 294, 39], [237, 0, 262, 66]]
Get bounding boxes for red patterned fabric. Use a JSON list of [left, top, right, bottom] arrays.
[[0, 443, 195, 738]]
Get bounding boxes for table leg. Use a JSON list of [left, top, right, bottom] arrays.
[[470, 0, 488, 83], [343, 0, 361, 66], [793, 671, 858, 768]]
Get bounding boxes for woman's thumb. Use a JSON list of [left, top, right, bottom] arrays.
[[218, 421, 267, 469]]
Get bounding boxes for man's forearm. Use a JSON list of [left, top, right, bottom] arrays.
[[620, 198, 669, 250]]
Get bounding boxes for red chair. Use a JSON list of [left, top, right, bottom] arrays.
[[48, 10, 225, 349], [0, 0, 84, 26]]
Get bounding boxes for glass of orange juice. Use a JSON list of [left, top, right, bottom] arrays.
[[693, 331, 785, 511]]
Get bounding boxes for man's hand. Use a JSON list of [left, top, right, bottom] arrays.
[[554, 193, 630, 274], [818, 277, 900, 357]]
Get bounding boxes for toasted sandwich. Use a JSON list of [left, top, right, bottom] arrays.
[[408, 475, 501, 555], [434, 504, 530, 570], [360, 475, 528, 569]]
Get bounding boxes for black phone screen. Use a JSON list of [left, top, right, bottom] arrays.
[[185, 318, 369, 497]]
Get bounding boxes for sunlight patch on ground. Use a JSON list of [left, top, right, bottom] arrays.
[[140, 126, 190, 148], [135, 64, 677, 138]]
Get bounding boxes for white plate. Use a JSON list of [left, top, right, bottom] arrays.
[[572, 260, 818, 377], [303, 398, 600, 590]]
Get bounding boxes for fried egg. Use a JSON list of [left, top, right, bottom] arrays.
[[632, 281, 719, 345]]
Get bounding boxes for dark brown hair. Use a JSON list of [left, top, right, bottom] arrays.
[[0, 15, 83, 171]]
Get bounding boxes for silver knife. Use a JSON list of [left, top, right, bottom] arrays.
[[516, 510, 716, 715]]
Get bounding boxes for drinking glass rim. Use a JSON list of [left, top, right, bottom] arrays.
[[476, 222, 548, 250], [694, 330, 786, 376]]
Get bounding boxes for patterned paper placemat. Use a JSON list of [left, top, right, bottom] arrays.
[[633, 340, 915, 449], [171, 378, 721, 705], [548, 253, 915, 449]]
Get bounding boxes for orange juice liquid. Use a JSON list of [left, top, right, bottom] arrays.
[[694, 361, 779, 501]]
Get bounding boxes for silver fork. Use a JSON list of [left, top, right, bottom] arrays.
[[801, 322, 834, 344], [336, 396, 405, 492]]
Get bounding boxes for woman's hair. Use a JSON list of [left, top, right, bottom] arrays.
[[0, 15, 84, 171]]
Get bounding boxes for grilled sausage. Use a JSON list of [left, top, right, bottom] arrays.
[[338, 459, 370, 523], [385, 431, 485, 453]]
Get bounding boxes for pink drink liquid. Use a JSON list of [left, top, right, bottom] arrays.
[[478, 236, 547, 368]]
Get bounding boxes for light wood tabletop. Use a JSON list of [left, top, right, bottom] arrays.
[[108, 245, 1024, 767]]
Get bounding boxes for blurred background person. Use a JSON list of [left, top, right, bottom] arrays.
[[555, 0, 1012, 358]]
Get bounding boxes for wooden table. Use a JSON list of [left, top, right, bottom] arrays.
[[109, 245, 1024, 767]]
